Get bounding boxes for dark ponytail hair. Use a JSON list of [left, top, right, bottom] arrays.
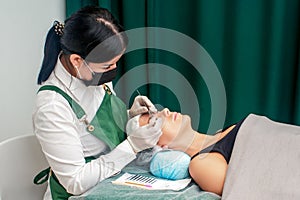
[[37, 6, 128, 84], [37, 23, 61, 84]]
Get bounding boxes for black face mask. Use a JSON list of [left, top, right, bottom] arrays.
[[83, 67, 117, 86]]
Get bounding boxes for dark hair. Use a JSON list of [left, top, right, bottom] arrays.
[[37, 6, 128, 84]]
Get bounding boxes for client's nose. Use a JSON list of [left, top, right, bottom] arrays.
[[162, 108, 170, 116]]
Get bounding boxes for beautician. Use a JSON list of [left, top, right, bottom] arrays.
[[32, 6, 162, 200]]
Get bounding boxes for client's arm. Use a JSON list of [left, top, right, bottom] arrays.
[[187, 125, 236, 196]]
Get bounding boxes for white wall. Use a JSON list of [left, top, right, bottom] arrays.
[[0, 0, 65, 142]]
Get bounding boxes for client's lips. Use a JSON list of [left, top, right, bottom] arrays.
[[173, 112, 178, 121]]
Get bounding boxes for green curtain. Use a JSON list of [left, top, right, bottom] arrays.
[[66, 0, 300, 133]]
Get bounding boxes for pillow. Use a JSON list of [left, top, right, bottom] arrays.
[[150, 150, 190, 180]]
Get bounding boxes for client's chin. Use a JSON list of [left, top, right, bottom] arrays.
[[167, 115, 195, 152]]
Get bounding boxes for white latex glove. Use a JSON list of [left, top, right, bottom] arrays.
[[127, 117, 163, 153], [129, 96, 157, 118]]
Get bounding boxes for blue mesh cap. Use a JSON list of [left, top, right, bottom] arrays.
[[150, 150, 190, 180]]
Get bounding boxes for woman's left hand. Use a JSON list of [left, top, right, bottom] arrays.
[[129, 96, 157, 118]]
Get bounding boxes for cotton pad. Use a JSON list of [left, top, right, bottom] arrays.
[[150, 150, 190, 180]]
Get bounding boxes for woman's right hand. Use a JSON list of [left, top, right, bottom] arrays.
[[127, 117, 163, 153], [128, 96, 157, 118]]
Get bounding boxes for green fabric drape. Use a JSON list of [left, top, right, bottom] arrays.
[[66, 0, 300, 132]]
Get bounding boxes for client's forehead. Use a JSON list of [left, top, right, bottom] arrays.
[[139, 113, 150, 126]]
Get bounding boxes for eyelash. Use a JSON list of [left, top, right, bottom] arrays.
[[103, 64, 116, 70], [148, 114, 158, 123]]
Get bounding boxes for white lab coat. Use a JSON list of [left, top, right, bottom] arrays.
[[32, 57, 136, 199]]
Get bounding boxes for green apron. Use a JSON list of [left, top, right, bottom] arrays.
[[34, 84, 128, 200]]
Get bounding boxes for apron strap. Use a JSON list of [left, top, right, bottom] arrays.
[[33, 167, 50, 185], [38, 85, 86, 120]]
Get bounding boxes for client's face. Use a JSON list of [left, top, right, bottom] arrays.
[[139, 108, 191, 147]]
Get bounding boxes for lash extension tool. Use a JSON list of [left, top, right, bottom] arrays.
[[136, 90, 156, 116]]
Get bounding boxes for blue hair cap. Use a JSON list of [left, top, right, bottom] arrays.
[[150, 150, 190, 180]]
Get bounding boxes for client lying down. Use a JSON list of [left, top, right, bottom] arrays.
[[127, 107, 300, 199], [126, 108, 241, 195]]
